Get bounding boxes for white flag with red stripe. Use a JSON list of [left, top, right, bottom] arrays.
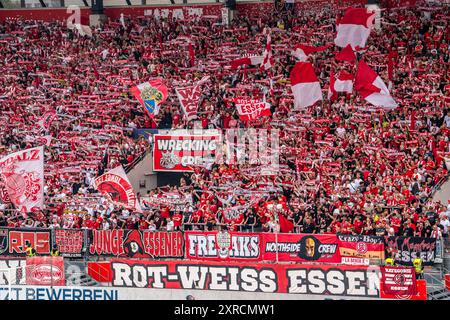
[[355, 60, 397, 109], [292, 44, 330, 61], [335, 8, 375, 49], [290, 62, 323, 109], [260, 33, 274, 71]]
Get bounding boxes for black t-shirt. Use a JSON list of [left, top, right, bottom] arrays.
[[0, 216, 6, 227], [302, 223, 315, 234], [246, 213, 256, 225]]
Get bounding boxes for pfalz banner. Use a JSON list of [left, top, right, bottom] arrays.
[[185, 231, 262, 261], [152, 134, 219, 172], [25, 256, 65, 286], [88, 230, 184, 258], [0, 227, 51, 256], [261, 233, 341, 263], [53, 229, 85, 258], [110, 259, 381, 298], [337, 234, 385, 260], [380, 266, 417, 296], [384, 236, 437, 266]]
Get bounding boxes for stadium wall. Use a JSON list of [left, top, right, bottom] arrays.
[[0, 0, 367, 22]]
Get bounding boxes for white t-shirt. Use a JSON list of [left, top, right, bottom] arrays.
[[440, 218, 450, 234]]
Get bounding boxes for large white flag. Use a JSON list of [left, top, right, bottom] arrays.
[[175, 76, 210, 121], [0, 146, 44, 212], [94, 165, 142, 213]]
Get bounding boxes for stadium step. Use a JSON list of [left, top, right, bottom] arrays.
[[427, 288, 450, 300]]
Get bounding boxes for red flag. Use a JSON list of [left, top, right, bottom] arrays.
[[279, 214, 294, 233], [335, 44, 356, 62], [290, 61, 323, 109], [328, 68, 337, 102], [188, 43, 195, 67]]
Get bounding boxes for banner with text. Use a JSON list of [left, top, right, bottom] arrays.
[[88, 230, 184, 258], [152, 134, 219, 172], [337, 234, 385, 260], [384, 236, 437, 266], [380, 266, 417, 296], [25, 256, 65, 286], [110, 259, 382, 298]]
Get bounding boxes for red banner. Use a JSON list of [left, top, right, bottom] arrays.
[[7, 229, 51, 255], [380, 279, 426, 300], [110, 259, 381, 298], [185, 231, 262, 261], [337, 234, 385, 260], [88, 230, 184, 258], [380, 266, 417, 296], [233, 98, 272, 121], [152, 134, 219, 172], [53, 229, 84, 258], [26, 256, 65, 286], [261, 233, 341, 263]]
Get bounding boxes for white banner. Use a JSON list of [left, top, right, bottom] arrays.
[[0, 147, 44, 212]]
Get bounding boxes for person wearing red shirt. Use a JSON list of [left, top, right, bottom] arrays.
[[172, 211, 183, 230], [160, 206, 170, 220]]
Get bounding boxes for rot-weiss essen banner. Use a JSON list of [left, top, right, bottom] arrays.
[[88, 230, 184, 258], [0, 227, 51, 256], [94, 165, 142, 212], [337, 234, 385, 260], [25, 256, 65, 286], [152, 134, 219, 172], [185, 231, 341, 262], [233, 98, 272, 122], [110, 259, 382, 297]]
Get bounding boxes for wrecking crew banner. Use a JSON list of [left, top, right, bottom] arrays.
[[384, 236, 437, 266], [152, 134, 219, 172], [88, 230, 184, 258], [111, 259, 381, 297], [337, 234, 385, 260]]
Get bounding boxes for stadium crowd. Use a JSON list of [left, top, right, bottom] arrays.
[[0, 0, 449, 244]]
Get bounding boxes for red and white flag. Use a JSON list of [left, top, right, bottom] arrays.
[[260, 33, 274, 71], [94, 165, 142, 213], [37, 110, 57, 131], [175, 76, 210, 121], [0, 146, 44, 212], [329, 69, 354, 102], [292, 44, 330, 61], [290, 62, 323, 109], [230, 56, 264, 70], [335, 8, 375, 49], [335, 44, 356, 61], [233, 98, 272, 121], [355, 60, 397, 109]]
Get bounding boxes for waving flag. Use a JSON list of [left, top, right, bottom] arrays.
[[94, 165, 142, 213], [335, 44, 356, 62], [0, 146, 44, 213], [175, 76, 210, 121], [233, 98, 272, 121], [131, 79, 168, 118], [335, 8, 375, 49], [292, 44, 330, 61], [355, 60, 397, 109], [290, 62, 323, 109], [329, 70, 354, 102], [260, 33, 274, 71], [230, 56, 264, 70], [37, 110, 57, 131]]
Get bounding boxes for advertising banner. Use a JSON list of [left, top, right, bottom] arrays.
[[0, 228, 51, 256], [110, 259, 381, 298], [261, 233, 341, 263], [88, 230, 184, 258], [185, 231, 262, 261], [152, 134, 219, 172], [337, 234, 385, 260], [53, 229, 85, 258], [384, 236, 437, 266], [25, 256, 65, 286], [380, 266, 417, 296]]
